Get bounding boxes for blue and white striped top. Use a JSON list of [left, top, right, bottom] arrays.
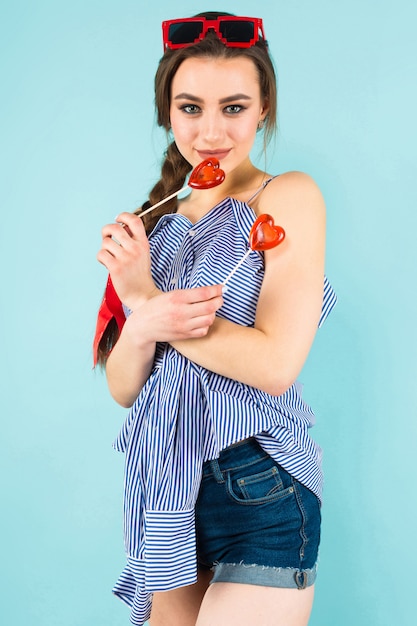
[[111, 190, 337, 625]]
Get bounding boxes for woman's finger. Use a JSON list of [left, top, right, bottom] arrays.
[[100, 234, 129, 258], [101, 223, 132, 247], [172, 285, 224, 306], [116, 212, 147, 239]]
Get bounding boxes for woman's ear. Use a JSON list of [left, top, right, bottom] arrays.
[[260, 100, 270, 122], [257, 103, 269, 131]]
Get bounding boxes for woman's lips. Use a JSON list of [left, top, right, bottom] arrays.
[[196, 150, 231, 162]]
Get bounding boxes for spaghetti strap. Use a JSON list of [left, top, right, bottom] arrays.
[[247, 175, 278, 204]]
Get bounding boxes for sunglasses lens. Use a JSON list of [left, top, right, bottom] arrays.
[[219, 20, 255, 43], [168, 21, 204, 46]]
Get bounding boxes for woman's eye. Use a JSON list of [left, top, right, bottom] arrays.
[[224, 105, 245, 114], [181, 104, 201, 114]]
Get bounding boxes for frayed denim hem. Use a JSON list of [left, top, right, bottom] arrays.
[[210, 560, 318, 589]]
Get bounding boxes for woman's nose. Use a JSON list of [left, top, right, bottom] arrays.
[[200, 112, 224, 144]]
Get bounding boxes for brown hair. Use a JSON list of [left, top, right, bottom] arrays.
[[96, 15, 277, 366]]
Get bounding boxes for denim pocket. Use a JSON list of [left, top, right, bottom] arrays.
[[226, 460, 295, 505]]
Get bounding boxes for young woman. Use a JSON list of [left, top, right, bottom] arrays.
[[95, 12, 336, 626]]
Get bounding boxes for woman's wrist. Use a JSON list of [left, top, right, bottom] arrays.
[[123, 285, 163, 313], [122, 307, 157, 350]]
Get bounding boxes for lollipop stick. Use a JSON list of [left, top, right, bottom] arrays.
[[222, 250, 251, 287], [138, 184, 189, 217]]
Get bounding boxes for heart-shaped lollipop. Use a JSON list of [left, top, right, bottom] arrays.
[[188, 158, 226, 189], [249, 214, 286, 251], [222, 213, 286, 287], [139, 158, 225, 217]]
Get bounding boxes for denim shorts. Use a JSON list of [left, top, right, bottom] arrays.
[[195, 438, 321, 589]]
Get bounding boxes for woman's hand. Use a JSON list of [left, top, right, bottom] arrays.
[[96, 211, 158, 310], [126, 285, 224, 344]]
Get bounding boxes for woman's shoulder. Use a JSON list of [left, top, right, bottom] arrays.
[[259, 170, 326, 224], [264, 170, 324, 202]]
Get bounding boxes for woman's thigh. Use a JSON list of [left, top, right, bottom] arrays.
[[196, 582, 315, 626], [149, 569, 213, 626]]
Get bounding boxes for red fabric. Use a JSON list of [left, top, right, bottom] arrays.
[[93, 275, 125, 366]]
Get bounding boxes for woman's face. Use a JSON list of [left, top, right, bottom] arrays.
[[169, 56, 267, 175]]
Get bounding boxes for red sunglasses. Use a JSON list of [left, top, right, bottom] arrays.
[[162, 16, 266, 51]]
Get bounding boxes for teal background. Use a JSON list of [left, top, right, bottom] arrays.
[[1, 1, 416, 625]]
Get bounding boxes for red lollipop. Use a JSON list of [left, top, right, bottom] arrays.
[[188, 158, 226, 189], [222, 213, 286, 287], [249, 214, 286, 251], [139, 158, 225, 217]]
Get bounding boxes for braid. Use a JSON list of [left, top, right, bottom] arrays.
[[135, 142, 192, 234]]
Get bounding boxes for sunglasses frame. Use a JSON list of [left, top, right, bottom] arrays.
[[162, 16, 266, 51]]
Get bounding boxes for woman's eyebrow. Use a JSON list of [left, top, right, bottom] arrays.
[[219, 94, 252, 104], [173, 92, 252, 104], [173, 93, 204, 102]]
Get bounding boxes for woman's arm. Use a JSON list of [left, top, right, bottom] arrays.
[[171, 172, 326, 396]]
